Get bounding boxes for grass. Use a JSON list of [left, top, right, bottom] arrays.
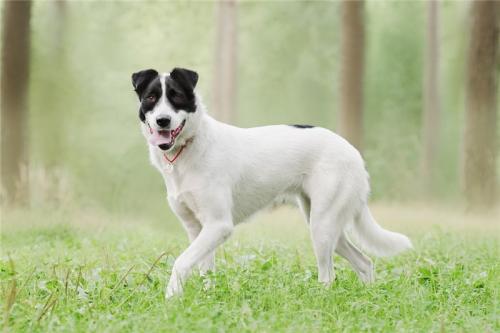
[[1, 205, 499, 332]]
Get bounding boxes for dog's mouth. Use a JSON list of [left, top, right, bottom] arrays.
[[148, 120, 186, 151]]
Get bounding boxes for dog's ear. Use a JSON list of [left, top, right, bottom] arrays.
[[170, 68, 198, 90], [131, 69, 158, 99]]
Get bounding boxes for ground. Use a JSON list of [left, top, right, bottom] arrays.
[[1, 204, 499, 332]]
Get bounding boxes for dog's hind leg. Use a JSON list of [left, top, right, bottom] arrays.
[[310, 220, 337, 285], [309, 203, 348, 285], [335, 232, 374, 283], [307, 174, 358, 286], [300, 194, 338, 284]]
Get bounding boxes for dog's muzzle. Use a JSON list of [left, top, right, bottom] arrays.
[[148, 120, 186, 151]]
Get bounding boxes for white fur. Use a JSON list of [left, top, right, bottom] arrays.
[[140, 76, 412, 298]]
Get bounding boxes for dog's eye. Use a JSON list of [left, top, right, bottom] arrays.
[[146, 95, 156, 102], [169, 90, 185, 104]]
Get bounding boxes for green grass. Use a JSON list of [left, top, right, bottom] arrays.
[[1, 207, 499, 332]]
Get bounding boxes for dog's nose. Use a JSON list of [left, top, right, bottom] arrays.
[[156, 116, 171, 128]]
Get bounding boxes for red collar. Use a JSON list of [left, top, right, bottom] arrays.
[[163, 137, 193, 165], [163, 144, 186, 164], [146, 121, 188, 164]]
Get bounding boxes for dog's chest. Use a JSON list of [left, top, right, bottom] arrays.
[[163, 174, 203, 219], [160, 168, 206, 215], [150, 148, 175, 174]]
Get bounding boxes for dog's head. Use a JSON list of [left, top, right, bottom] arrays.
[[131, 67, 199, 151]]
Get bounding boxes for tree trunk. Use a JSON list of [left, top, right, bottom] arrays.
[[338, 0, 365, 152], [212, 0, 238, 123], [40, 0, 67, 167], [463, 0, 499, 208], [1, 0, 32, 205], [421, 0, 441, 193]]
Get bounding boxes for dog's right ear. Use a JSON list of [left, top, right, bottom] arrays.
[[131, 69, 158, 99]]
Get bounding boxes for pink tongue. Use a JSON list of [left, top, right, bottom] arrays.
[[148, 130, 171, 146]]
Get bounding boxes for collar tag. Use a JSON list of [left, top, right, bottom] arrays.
[[163, 162, 174, 173]]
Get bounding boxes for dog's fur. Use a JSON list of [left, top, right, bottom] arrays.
[[132, 68, 412, 298]]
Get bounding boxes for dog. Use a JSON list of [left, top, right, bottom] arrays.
[[131, 67, 412, 298]]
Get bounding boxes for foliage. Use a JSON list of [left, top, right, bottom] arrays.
[[2, 2, 498, 331], [22, 1, 479, 218], [1, 208, 498, 332]]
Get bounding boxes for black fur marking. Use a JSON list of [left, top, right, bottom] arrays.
[[138, 77, 162, 122], [165, 68, 198, 113], [130, 67, 199, 122], [132, 69, 158, 100], [171, 68, 198, 88], [131, 69, 161, 122], [289, 124, 315, 129]]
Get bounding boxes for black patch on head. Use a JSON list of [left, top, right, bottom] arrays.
[[171, 68, 198, 88], [132, 69, 158, 99], [131, 69, 161, 122], [165, 68, 198, 113], [289, 124, 315, 129]]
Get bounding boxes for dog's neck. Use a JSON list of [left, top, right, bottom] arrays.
[[149, 97, 217, 176]]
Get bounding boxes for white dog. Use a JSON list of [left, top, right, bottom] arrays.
[[131, 67, 412, 298]]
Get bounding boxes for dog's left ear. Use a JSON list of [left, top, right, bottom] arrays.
[[170, 68, 198, 90], [131, 69, 158, 99]]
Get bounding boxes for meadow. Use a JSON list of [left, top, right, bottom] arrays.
[[2, 205, 498, 332], [1, 1, 499, 332]]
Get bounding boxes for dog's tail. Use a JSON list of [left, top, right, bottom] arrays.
[[350, 206, 412, 257]]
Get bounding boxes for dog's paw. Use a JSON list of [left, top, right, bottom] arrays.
[[202, 276, 215, 291], [165, 284, 182, 299], [358, 260, 375, 284], [165, 275, 183, 299]]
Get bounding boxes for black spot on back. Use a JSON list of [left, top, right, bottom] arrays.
[[289, 124, 315, 129]]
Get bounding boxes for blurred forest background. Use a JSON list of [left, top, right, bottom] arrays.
[[1, 0, 499, 222]]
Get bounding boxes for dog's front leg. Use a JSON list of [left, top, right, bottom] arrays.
[[183, 221, 216, 276], [174, 204, 216, 275], [166, 221, 233, 298], [183, 221, 216, 289]]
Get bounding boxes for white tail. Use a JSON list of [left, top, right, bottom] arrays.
[[351, 206, 413, 257]]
